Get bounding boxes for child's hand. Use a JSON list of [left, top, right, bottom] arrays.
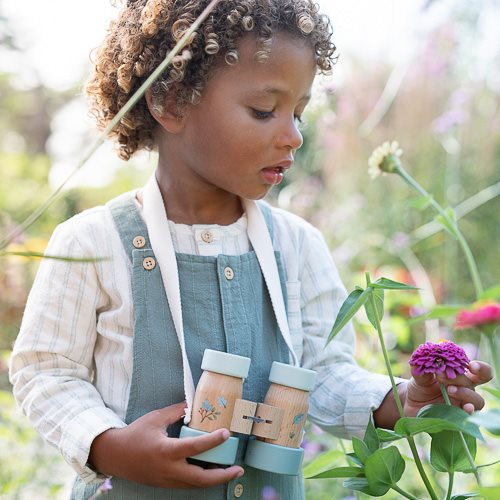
[[89, 401, 244, 488], [404, 360, 493, 417]]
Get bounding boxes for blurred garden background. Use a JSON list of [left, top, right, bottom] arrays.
[[1, 0, 499, 498]]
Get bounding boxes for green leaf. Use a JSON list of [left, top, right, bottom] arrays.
[[364, 288, 385, 329], [352, 437, 371, 464], [450, 494, 478, 500], [343, 478, 378, 495], [482, 387, 500, 400], [364, 446, 405, 496], [1, 251, 109, 262], [479, 284, 500, 301], [302, 449, 344, 478], [408, 194, 434, 210], [409, 304, 467, 323], [369, 277, 418, 290], [304, 466, 365, 479], [418, 405, 483, 438], [376, 428, 405, 442], [479, 486, 500, 500], [327, 288, 371, 344], [346, 452, 364, 467], [363, 418, 381, 453], [430, 430, 477, 472], [468, 409, 500, 435], [395, 414, 483, 441], [435, 207, 459, 239]]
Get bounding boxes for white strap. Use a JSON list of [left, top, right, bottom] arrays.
[[142, 176, 195, 422], [243, 199, 299, 366]]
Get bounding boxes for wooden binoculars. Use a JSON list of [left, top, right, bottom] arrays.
[[179, 349, 316, 475]]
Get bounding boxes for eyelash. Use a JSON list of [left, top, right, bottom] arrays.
[[252, 109, 303, 124]]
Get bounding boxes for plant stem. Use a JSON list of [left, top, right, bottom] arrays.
[[485, 334, 500, 390], [365, 272, 438, 500], [392, 484, 420, 500], [439, 383, 482, 487], [366, 273, 404, 417], [395, 166, 483, 300], [338, 439, 361, 500], [445, 472, 454, 500]]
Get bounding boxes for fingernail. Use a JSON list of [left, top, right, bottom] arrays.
[[237, 469, 245, 478], [470, 361, 479, 372], [448, 385, 457, 395], [221, 429, 230, 439]]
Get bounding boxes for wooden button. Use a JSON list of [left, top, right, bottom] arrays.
[[201, 230, 214, 243], [233, 483, 244, 498], [143, 257, 156, 270], [133, 235, 146, 248]]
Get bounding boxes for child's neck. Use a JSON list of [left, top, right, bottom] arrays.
[[153, 173, 244, 226]]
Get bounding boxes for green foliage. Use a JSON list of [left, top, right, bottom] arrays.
[[364, 446, 406, 496], [0, 391, 67, 498], [430, 430, 477, 473], [468, 410, 500, 436]]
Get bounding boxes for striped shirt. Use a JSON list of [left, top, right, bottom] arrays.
[[9, 194, 394, 482]]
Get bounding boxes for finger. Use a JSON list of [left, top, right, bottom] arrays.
[[171, 428, 231, 459], [149, 402, 187, 428], [410, 368, 437, 387], [436, 372, 474, 390], [462, 403, 475, 415], [446, 385, 485, 411], [467, 361, 494, 385], [180, 463, 244, 488]]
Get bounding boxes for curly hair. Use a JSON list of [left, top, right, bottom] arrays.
[[86, 0, 337, 160]]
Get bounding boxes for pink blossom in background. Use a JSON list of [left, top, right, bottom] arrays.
[[454, 303, 500, 329], [409, 340, 470, 379]]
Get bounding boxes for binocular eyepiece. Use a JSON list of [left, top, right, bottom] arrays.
[[179, 349, 316, 476]]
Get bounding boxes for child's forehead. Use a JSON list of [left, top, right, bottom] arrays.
[[205, 33, 316, 98]]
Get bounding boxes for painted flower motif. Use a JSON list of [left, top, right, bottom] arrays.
[[368, 141, 403, 179], [293, 413, 305, 425], [409, 340, 470, 379], [454, 303, 500, 330], [201, 398, 215, 412], [217, 396, 228, 408]]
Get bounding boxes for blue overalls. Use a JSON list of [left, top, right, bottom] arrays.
[[71, 193, 305, 499]]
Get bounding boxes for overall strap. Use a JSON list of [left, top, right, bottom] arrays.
[[106, 192, 151, 261]]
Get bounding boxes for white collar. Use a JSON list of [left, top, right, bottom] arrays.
[[142, 174, 297, 422]]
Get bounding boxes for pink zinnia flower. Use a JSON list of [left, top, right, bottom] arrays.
[[409, 341, 470, 379], [454, 303, 500, 329]]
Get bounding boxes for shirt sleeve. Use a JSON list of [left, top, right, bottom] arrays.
[[298, 226, 403, 439], [9, 218, 126, 483]]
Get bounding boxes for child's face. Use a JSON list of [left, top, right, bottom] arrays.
[[168, 32, 317, 201]]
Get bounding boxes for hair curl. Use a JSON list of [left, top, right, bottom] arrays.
[[86, 0, 337, 160]]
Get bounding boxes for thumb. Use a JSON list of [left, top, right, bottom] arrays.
[[410, 367, 437, 388], [148, 401, 187, 428]]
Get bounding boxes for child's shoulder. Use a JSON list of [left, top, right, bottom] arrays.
[[49, 192, 136, 253], [259, 200, 323, 240]]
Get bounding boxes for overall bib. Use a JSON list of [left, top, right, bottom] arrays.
[[72, 193, 305, 499]]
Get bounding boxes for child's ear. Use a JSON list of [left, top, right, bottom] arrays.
[[145, 89, 185, 134]]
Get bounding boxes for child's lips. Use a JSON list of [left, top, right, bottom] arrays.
[[261, 160, 292, 186]]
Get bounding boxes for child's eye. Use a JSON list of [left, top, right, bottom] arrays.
[[252, 109, 274, 120]]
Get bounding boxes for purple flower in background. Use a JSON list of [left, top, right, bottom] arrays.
[[409, 340, 470, 379], [261, 486, 280, 500], [88, 478, 112, 499]]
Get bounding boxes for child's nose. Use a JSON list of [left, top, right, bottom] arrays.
[[275, 118, 303, 151]]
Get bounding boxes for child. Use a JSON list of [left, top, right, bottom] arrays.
[[9, 0, 492, 498]]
